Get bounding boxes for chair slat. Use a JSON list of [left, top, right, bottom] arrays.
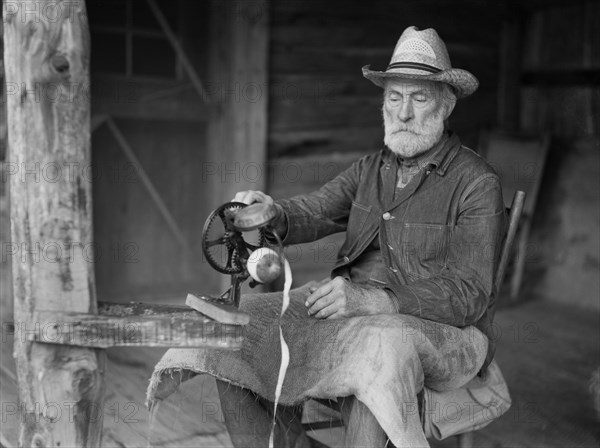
[[494, 190, 526, 296]]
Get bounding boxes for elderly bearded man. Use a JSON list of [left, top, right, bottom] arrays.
[[210, 26, 505, 447]]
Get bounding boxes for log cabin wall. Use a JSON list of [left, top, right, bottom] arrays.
[[88, 0, 218, 302], [268, 0, 502, 159], [520, 1, 600, 310]]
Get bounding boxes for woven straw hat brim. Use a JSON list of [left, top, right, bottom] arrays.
[[362, 65, 479, 98]]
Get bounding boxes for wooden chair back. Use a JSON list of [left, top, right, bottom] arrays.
[[494, 190, 526, 295], [479, 131, 548, 299]]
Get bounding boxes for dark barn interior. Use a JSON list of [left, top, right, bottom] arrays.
[[1, 0, 599, 447]]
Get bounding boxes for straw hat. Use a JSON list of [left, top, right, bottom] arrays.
[[362, 26, 479, 98]]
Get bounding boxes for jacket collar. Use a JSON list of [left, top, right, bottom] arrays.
[[381, 130, 462, 176]]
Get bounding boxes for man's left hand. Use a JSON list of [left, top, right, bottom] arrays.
[[305, 277, 397, 319]]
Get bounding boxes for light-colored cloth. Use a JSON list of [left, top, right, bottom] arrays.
[[147, 282, 488, 447], [422, 358, 512, 440]]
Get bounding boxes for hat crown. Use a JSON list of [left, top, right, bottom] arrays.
[[390, 26, 452, 71], [361, 25, 479, 98]]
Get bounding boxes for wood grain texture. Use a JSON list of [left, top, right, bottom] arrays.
[[3, 1, 105, 445], [186, 294, 250, 326], [29, 306, 244, 349]]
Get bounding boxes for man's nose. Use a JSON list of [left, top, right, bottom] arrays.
[[397, 99, 414, 122]]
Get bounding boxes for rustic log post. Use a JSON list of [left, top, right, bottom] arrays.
[[3, 1, 105, 446], [1, 21, 13, 325], [207, 0, 270, 292], [207, 0, 270, 210]]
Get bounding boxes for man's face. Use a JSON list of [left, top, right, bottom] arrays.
[[382, 79, 452, 159]]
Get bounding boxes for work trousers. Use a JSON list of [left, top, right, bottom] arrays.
[[216, 380, 392, 448], [215, 319, 487, 448]]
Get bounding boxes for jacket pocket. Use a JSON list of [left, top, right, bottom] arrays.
[[399, 223, 450, 280], [349, 201, 371, 228]]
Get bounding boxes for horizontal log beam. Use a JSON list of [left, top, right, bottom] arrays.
[[521, 70, 600, 86], [90, 76, 210, 122], [25, 299, 247, 349], [98, 298, 249, 325], [92, 96, 210, 122], [98, 300, 221, 317]]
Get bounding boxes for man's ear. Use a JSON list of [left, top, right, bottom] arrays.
[[443, 99, 456, 119], [439, 84, 457, 119]]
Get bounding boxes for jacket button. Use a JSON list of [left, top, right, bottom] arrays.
[[382, 212, 392, 220], [343, 256, 350, 263]]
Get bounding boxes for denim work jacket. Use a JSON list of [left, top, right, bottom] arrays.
[[276, 132, 506, 371]]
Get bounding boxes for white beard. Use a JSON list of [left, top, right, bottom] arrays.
[[383, 108, 445, 159]]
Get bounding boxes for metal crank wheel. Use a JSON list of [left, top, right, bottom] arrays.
[[202, 202, 267, 275]]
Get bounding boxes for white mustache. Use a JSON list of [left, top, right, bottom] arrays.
[[391, 127, 419, 135]]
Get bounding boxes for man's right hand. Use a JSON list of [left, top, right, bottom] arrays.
[[232, 190, 287, 238], [232, 190, 274, 206]]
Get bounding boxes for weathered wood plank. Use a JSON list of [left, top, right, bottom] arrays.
[[3, 1, 105, 445], [28, 308, 244, 349], [98, 300, 227, 318], [185, 294, 250, 326]]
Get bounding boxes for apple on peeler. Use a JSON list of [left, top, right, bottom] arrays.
[[247, 247, 282, 283]]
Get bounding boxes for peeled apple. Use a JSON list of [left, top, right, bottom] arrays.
[[247, 247, 282, 283]]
